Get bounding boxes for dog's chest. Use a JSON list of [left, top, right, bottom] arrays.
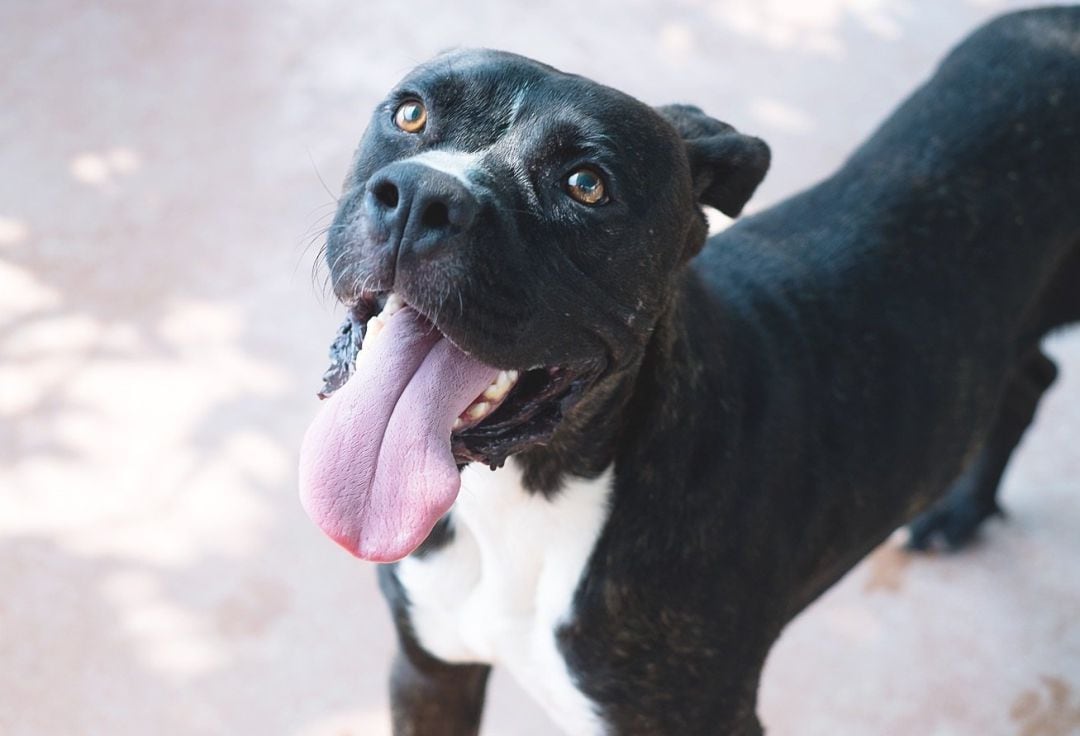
[[396, 461, 611, 736]]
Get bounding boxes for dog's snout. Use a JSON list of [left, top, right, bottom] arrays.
[[365, 162, 479, 259]]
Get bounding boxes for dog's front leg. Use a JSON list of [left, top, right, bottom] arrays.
[[389, 642, 490, 736], [379, 565, 490, 735]]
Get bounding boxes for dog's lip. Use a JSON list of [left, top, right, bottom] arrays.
[[346, 291, 383, 324], [342, 290, 611, 391], [449, 360, 602, 468], [349, 288, 547, 373]]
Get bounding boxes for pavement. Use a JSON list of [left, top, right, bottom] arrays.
[[1, 0, 1077, 734]]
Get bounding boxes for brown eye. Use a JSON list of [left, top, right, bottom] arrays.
[[394, 100, 427, 133], [565, 168, 606, 205]]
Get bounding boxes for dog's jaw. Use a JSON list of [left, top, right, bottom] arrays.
[[314, 291, 607, 472]]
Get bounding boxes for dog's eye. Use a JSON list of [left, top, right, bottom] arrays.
[[394, 100, 427, 133], [565, 168, 607, 206]]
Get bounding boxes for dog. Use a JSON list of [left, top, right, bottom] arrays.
[[299, 7, 1080, 734]]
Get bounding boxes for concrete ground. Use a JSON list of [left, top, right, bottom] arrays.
[[1, 0, 1078, 734]]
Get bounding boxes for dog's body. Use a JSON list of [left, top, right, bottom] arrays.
[[301, 7, 1080, 734]]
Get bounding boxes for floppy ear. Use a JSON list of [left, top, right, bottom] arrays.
[[657, 104, 770, 217]]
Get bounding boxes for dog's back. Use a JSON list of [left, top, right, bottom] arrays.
[[843, 4, 1080, 315], [693, 5, 1080, 598], [710, 6, 1080, 329]]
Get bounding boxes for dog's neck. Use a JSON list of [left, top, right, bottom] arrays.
[[514, 367, 638, 497], [515, 267, 715, 499]]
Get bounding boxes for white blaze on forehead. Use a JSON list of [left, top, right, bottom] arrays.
[[408, 149, 482, 187]]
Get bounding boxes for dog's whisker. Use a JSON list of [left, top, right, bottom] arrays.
[[307, 148, 340, 204]]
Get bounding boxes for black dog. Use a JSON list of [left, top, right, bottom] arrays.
[[299, 7, 1080, 734]]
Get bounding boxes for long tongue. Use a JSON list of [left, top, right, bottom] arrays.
[[298, 308, 499, 561]]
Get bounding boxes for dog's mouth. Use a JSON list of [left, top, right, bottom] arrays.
[[320, 291, 599, 465], [299, 290, 601, 562]]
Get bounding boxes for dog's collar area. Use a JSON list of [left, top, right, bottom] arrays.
[[317, 291, 602, 469]]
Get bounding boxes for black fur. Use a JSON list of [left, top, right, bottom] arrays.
[[325, 8, 1080, 733]]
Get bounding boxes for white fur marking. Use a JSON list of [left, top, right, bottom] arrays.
[[397, 461, 611, 736], [409, 149, 481, 187]]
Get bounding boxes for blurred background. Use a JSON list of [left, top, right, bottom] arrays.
[[2, 0, 1078, 734]]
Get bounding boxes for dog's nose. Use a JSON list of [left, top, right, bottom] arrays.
[[365, 162, 479, 259]]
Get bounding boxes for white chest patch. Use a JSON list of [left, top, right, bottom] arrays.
[[396, 460, 612, 736]]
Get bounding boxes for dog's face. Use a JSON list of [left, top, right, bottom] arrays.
[[300, 49, 768, 560], [325, 49, 769, 466]]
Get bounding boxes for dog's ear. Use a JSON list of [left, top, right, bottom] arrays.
[[657, 104, 770, 217]]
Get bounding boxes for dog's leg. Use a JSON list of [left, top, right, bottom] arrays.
[[907, 346, 1058, 550], [389, 643, 490, 736], [379, 566, 491, 736]]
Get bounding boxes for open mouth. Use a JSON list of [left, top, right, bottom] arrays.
[[300, 289, 601, 562], [317, 291, 598, 469], [363, 293, 522, 436]]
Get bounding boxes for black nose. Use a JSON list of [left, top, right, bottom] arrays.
[[365, 161, 480, 259]]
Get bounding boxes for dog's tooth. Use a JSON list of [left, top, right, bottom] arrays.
[[382, 292, 405, 318], [481, 370, 519, 400], [452, 417, 465, 431], [363, 316, 385, 349], [466, 401, 491, 420]]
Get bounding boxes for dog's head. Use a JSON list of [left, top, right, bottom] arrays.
[[300, 49, 768, 561]]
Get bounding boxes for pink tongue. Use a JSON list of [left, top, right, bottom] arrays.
[[298, 308, 499, 561]]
